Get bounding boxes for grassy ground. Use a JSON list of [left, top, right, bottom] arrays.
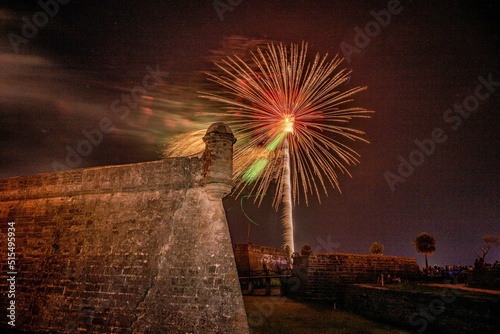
[[361, 281, 458, 294], [361, 281, 500, 299], [243, 295, 414, 334]]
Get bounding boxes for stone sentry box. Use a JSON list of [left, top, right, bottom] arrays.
[[0, 123, 249, 333]]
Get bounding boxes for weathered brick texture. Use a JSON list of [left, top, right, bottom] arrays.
[[234, 244, 290, 273], [290, 252, 421, 301], [0, 124, 249, 333]]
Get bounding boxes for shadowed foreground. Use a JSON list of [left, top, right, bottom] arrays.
[[243, 295, 415, 334]]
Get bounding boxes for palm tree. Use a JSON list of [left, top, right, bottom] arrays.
[[414, 233, 436, 269], [370, 242, 384, 255]]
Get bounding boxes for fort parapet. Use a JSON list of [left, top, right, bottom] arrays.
[[0, 123, 249, 333]]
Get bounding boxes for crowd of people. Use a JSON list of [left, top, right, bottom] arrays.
[[473, 258, 500, 270], [421, 264, 470, 277], [420, 260, 500, 278], [374, 260, 499, 286]]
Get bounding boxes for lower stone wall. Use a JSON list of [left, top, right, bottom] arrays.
[[290, 252, 420, 301], [344, 284, 500, 333]]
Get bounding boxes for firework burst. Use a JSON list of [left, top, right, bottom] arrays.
[[200, 42, 371, 206], [164, 41, 371, 252], [195, 42, 372, 252]]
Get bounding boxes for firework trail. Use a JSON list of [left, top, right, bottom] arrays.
[[282, 137, 294, 253]]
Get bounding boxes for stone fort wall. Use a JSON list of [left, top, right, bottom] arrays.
[[290, 252, 421, 302], [0, 123, 249, 333]]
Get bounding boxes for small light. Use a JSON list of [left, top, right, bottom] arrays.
[[284, 117, 294, 133]]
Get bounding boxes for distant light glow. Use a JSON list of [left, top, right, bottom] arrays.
[[284, 116, 294, 133]]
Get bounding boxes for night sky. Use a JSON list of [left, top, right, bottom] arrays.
[[0, 0, 498, 266]]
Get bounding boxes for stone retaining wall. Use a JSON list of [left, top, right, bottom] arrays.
[[290, 252, 420, 301], [345, 284, 499, 333]]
